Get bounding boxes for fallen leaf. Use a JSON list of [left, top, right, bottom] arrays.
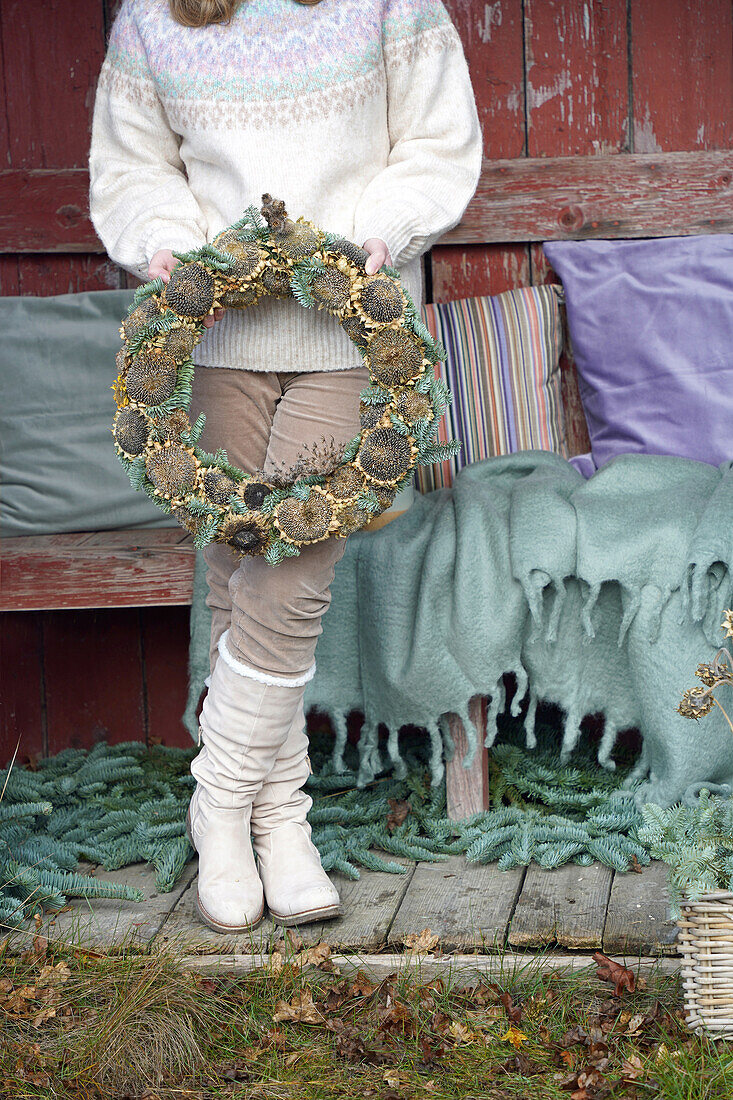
[[625, 1012, 645, 1036], [376, 998, 417, 1038], [403, 928, 439, 954], [268, 951, 284, 974], [383, 1067, 411, 1091], [386, 798, 410, 831], [500, 990, 523, 1025], [351, 972, 379, 998], [298, 941, 340, 974], [32, 1006, 56, 1028], [629, 854, 644, 873], [448, 1020, 474, 1044], [272, 990, 324, 1025], [592, 952, 636, 997], [621, 1053, 646, 1080], [501, 1026, 528, 1049], [559, 1025, 589, 1048], [501, 1053, 542, 1076]]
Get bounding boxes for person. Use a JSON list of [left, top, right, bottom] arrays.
[[88, 0, 482, 934]]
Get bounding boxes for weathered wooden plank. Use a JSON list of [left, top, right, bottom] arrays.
[[17, 254, 120, 294], [0, 0, 105, 169], [604, 861, 679, 956], [0, 530, 196, 611], [631, 0, 733, 154], [508, 863, 613, 950], [43, 607, 146, 752], [0, 14, 9, 169], [445, 151, 733, 244], [525, 0, 629, 156], [4, 154, 732, 254], [182, 951, 681, 985], [388, 855, 525, 952], [300, 854, 416, 949], [432, 243, 531, 301], [445, 0, 525, 161], [0, 170, 100, 252], [0, 611, 45, 765], [158, 854, 415, 953], [0, 256, 20, 294], [141, 604, 196, 750], [7, 861, 198, 953], [432, 0, 526, 301], [445, 697, 489, 820]]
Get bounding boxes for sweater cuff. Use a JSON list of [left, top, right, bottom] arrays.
[[353, 207, 422, 269], [141, 222, 209, 266]]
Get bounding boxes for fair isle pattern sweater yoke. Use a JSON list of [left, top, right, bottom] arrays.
[[89, 0, 482, 372], [103, 0, 452, 126]]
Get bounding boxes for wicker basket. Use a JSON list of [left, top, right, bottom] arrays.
[[677, 888, 733, 1037]]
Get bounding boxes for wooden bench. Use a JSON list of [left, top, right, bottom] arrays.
[[2, 151, 732, 811]]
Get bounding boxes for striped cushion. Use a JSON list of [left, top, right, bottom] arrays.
[[416, 285, 568, 492]]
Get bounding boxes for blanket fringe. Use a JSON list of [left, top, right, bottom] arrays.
[[524, 690, 539, 749], [484, 680, 507, 749], [560, 707, 583, 762], [546, 579, 567, 643], [386, 722, 408, 780], [330, 708, 349, 774], [596, 718, 618, 770], [511, 666, 529, 718], [581, 582, 601, 638], [526, 569, 552, 638], [618, 586, 641, 646], [356, 719, 382, 786], [449, 703, 480, 769]]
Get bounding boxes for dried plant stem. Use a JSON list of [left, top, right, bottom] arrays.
[[714, 696, 733, 737]]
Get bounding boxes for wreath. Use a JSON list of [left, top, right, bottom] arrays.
[[112, 194, 459, 565]]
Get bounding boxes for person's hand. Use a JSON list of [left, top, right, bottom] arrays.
[[147, 248, 224, 328], [148, 249, 178, 283], [362, 238, 392, 275]]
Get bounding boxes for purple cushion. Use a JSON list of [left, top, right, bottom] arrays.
[[543, 235, 733, 474]]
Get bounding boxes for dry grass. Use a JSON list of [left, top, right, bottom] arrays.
[[2, 924, 731, 1100]]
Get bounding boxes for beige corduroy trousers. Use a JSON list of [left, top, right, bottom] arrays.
[[189, 363, 369, 680]]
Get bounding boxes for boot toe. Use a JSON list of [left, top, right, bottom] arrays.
[[197, 884, 265, 932], [268, 880, 341, 923]]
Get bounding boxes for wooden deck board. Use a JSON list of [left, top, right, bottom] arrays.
[[155, 852, 416, 955], [603, 861, 679, 956], [508, 863, 613, 950], [3, 857, 680, 959], [7, 861, 197, 954], [388, 855, 525, 952], [183, 952, 681, 985]]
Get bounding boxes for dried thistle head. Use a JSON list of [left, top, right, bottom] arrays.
[[259, 437, 347, 488], [678, 686, 715, 720], [696, 663, 719, 688]]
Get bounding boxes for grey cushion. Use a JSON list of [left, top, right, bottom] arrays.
[[0, 289, 180, 537]]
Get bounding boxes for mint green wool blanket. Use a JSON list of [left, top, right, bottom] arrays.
[[185, 451, 733, 809]]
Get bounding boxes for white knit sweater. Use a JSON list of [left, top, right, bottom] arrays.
[[88, 0, 482, 372]]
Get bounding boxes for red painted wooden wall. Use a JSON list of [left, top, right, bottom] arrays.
[[2, 0, 733, 764]]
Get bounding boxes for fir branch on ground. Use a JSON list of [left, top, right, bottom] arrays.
[[1, 711, 659, 932]]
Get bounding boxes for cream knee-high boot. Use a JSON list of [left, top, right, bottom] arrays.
[[250, 700, 341, 926], [187, 630, 313, 934]]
